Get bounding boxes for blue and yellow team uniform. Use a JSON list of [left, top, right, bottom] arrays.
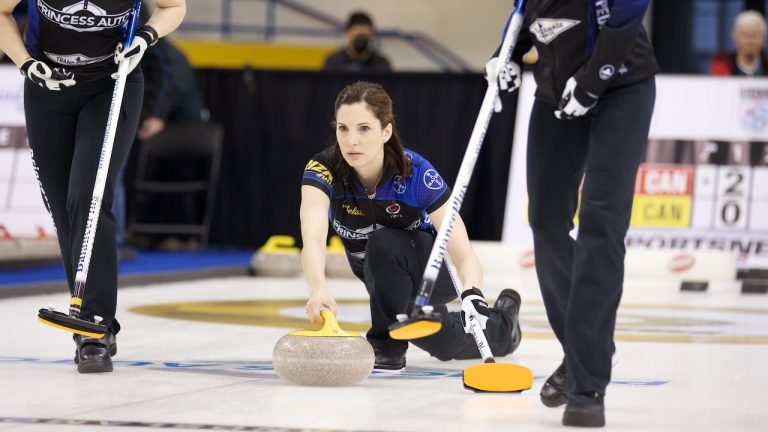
[[302, 146, 521, 362], [302, 147, 451, 278]]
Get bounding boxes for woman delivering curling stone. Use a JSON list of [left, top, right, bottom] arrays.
[[300, 81, 523, 370], [0, 0, 185, 373]]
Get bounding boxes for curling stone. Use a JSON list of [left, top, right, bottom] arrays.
[[250, 235, 302, 277], [324, 236, 355, 278], [273, 310, 374, 386]]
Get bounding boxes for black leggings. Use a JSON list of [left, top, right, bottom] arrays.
[[362, 228, 520, 361], [25, 71, 144, 333], [526, 79, 656, 395]]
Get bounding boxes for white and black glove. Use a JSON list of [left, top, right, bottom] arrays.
[[19, 59, 75, 91], [112, 25, 158, 78], [555, 77, 598, 120], [484, 57, 521, 113], [460, 287, 491, 333]]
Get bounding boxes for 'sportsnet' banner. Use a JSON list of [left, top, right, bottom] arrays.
[[503, 74, 768, 271]]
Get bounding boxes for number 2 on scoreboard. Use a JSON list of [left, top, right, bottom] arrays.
[[714, 167, 751, 230]]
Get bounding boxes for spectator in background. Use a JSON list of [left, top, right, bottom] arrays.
[[323, 11, 392, 72], [712, 10, 768, 76], [136, 1, 207, 140]]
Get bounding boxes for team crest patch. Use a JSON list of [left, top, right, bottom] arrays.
[[423, 169, 444, 190], [529, 19, 580, 45], [305, 160, 333, 185], [393, 176, 407, 194]]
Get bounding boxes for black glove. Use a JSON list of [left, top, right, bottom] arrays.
[[112, 26, 159, 78], [484, 57, 522, 113], [555, 77, 598, 120], [19, 59, 76, 91], [460, 287, 491, 333]]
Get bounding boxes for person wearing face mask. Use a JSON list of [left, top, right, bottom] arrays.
[[322, 11, 392, 72], [712, 10, 768, 77], [300, 81, 522, 371]]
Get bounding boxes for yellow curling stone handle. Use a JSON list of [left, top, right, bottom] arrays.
[[289, 309, 360, 337]]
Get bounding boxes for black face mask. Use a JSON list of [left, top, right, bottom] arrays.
[[352, 36, 370, 55]]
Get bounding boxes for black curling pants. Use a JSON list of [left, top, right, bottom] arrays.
[[362, 228, 520, 361], [526, 79, 655, 395], [24, 71, 144, 334]]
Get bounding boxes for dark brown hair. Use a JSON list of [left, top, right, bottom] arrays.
[[330, 81, 411, 181]]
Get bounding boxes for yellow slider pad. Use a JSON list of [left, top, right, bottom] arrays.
[[463, 363, 534, 392], [37, 317, 105, 338], [389, 320, 442, 340]]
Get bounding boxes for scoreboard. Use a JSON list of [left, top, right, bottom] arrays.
[[504, 75, 768, 271], [632, 163, 768, 232]]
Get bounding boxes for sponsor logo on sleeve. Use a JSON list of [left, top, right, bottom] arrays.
[[423, 169, 444, 190], [304, 160, 334, 185], [529, 19, 580, 45], [595, 0, 611, 26], [618, 63, 628, 75], [599, 64, 616, 80]]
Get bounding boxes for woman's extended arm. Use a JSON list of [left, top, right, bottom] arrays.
[[300, 185, 336, 323]]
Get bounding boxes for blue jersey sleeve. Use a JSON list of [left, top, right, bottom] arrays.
[[302, 154, 335, 198], [410, 152, 451, 214]]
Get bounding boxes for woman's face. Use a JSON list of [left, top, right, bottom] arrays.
[[336, 102, 392, 171], [734, 21, 765, 57]]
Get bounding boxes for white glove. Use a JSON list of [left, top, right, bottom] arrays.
[[460, 287, 491, 333], [555, 77, 598, 120], [112, 26, 158, 78], [19, 59, 75, 91], [484, 57, 522, 112]]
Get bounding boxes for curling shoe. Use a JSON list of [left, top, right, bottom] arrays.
[[563, 392, 605, 427], [541, 346, 617, 408], [373, 351, 406, 371], [74, 332, 116, 373], [493, 288, 522, 352], [541, 361, 568, 407]]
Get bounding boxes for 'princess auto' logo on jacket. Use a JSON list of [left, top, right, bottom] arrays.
[[38, 0, 132, 32]]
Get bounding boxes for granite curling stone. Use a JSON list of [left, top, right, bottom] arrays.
[[250, 235, 302, 277], [273, 310, 374, 386]]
